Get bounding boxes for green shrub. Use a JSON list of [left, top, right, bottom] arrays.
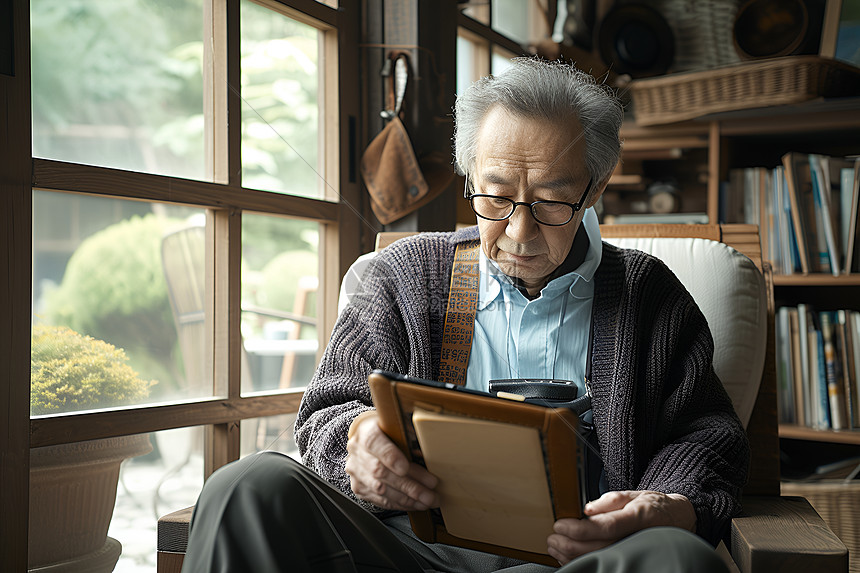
[[31, 324, 154, 415], [43, 213, 180, 391]]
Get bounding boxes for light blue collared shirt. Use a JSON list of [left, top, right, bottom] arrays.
[[465, 208, 603, 395]]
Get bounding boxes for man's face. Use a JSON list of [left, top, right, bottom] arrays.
[[473, 106, 600, 296]]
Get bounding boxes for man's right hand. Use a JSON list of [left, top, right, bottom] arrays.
[[345, 411, 439, 511]]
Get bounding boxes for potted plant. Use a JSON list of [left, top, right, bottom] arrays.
[[29, 324, 155, 572]]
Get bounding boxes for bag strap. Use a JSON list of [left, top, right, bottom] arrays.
[[381, 51, 410, 120], [438, 240, 481, 386], [438, 240, 596, 391]]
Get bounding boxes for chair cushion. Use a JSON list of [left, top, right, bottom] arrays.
[[603, 237, 766, 428], [338, 252, 378, 316]]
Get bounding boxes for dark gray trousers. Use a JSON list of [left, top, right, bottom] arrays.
[[181, 451, 729, 573]]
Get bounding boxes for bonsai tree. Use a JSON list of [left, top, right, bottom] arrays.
[[31, 324, 154, 415]]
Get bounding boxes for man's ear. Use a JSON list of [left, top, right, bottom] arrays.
[[585, 176, 610, 209]]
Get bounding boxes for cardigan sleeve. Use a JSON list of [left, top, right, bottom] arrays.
[[635, 300, 750, 545], [592, 247, 750, 546], [294, 233, 457, 512]]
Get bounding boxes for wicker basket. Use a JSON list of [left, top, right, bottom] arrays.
[[629, 56, 860, 126], [782, 480, 860, 573]]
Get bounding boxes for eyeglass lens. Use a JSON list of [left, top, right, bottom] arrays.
[[470, 196, 573, 225]]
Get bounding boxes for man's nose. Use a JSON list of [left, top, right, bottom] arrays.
[[504, 204, 539, 243]]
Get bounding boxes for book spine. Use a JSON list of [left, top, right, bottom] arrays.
[[776, 306, 795, 424], [809, 154, 840, 276], [811, 328, 831, 430], [809, 155, 838, 274], [852, 311, 860, 427], [820, 312, 846, 430], [797, 304, 813, 424], [782, 153, 811, 274], [788, 308, 805, 426], [846, 162, 860, 274], [841, 167, 854, 273], [835, 310, 855, 428]]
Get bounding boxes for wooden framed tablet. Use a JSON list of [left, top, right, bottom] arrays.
[[367, 370, 585, 566]]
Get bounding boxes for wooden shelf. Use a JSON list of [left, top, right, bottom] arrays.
[[773, 274, 860, 286], [779, 424, 860, 445], [710, 97, 860, 136]]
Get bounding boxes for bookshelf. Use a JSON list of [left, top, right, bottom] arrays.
[[780, 424, 860, 445], [774, 275, 860, 286], [616, 98, 860, 450], [608, 97, 860, 225]]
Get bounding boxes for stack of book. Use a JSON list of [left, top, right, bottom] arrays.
[[776, 305, 860, 430], [723, 153, 860, 275]]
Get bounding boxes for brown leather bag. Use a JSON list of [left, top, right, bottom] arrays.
[[360, 52, 452, 224]]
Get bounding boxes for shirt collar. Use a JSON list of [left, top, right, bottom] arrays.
[[477, 207, 603, 309]]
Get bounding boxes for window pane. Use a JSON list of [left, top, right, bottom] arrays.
[[30, 0, 207, 181], [241, 213, 319, 395], [492, 46, 518, 76], [31, 191, 212, 416], [240, 412, 300, 458], [457, 32, 488, 95], [109, 428, 204, 572], [492, 0, 548, 45], [241, 1, 326, 199]]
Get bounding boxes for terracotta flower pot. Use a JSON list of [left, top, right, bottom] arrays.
[[28, 434, 153, 572]]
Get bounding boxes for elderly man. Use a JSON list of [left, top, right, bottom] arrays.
[[181, 58, 748, 573]]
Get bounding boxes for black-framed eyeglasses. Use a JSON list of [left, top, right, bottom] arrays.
[[464, 176, 592, 227]]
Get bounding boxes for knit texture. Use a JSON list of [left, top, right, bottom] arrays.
[[295, 227, 750, 546]]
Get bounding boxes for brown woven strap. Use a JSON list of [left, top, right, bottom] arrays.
[[438, 240, 481, 386]]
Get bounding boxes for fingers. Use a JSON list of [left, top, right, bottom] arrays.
[[345, 414, 438, 511], [552, 510, 633, 544], [360, 419, 410, 476], [407, 461, 439, 490], [549, 490, 698, 564], [583, 490, 637, 516], [547, 492, 646, 564], [547, 533, 611, 565]]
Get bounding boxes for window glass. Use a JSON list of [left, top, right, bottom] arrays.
[[492, 46, 519, 76], [109, 428, 204, 572], [31, 191, 212, 416], [492, 0, 548, 46], [30, 0, 207, 181], [240, 412, 300, 458], [240, 0, 326, 199], [457, 32, 486, 95], [241, 212, 319, 395]]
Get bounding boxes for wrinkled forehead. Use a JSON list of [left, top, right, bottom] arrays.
[[474, 106, 589, 182]]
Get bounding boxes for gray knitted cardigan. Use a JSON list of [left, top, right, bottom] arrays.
[[296, 226, 750, 546]]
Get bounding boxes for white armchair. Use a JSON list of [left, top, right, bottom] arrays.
[[157, 224, 847, 573]]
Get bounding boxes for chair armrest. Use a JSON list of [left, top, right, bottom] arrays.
[[158, 506, 193, 554], [731, 496, 847, 573]]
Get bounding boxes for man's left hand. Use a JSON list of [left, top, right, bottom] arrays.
[[547, 490, 697, 565]]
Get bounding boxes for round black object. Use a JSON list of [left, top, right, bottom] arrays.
[[597, 3, 674, 77], [733, 0, 809, 59]]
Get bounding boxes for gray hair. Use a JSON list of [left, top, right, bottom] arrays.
[[453, 57, 623, 190]]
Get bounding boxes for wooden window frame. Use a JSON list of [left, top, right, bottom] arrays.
[[457, 0, 550, 73], [1, 0, 362, 569]]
